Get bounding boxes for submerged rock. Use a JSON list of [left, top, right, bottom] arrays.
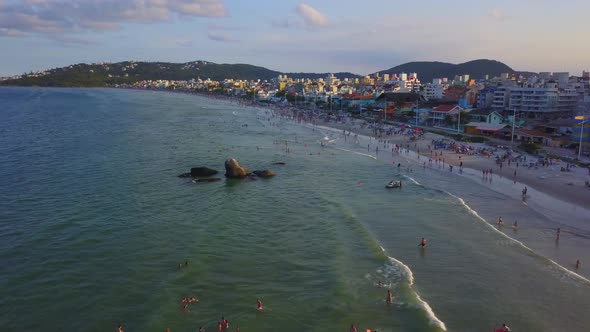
[[224, 159, 250, 178], [190, 167, 218, 177], [192, 178, 222, 183], [253, 170, 276, 178], [272, 162, 286, 165]]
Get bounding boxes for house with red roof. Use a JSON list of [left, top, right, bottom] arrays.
[[430, 104, 464, 126]]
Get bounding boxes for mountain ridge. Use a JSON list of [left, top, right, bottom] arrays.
[[0, 60, 361, 87], [1, 59, 532, 87], [375, 59, 525, 83]]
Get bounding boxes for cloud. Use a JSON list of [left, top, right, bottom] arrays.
[[207, 32, 237, 42], [295, 3, 328, 27], [489, 8, 508, 21], [0, 0, 227, 37]]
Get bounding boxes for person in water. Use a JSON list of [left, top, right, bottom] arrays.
[[497, 216, 503, 225], [386, 289, 393, 304], [350, 324, 357, 332], [513, 220, 518, 228], [118, 324, 124, 332], [257, 298, 263, 310], [576, 259, 581, 269], [221, 317, 229, 329], [556, 227, 561, 240], [419, 238, 427, 248], [199, 327, 205, 332], [377, 280, 383, 288], [217, 321, 222, 332], [502, 323, 511, 331]]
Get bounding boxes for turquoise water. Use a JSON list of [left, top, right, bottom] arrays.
[[1, 87, 589, 332]]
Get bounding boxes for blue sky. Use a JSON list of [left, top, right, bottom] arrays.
[[0, 0, 588, 76]]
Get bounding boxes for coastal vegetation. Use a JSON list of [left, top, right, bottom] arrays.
[[0, 61, 360, 87]]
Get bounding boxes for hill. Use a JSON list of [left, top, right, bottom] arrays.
[[375, 59, 516, 83], [0, 61, 361, 87]]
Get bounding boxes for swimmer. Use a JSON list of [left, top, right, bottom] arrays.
[[386, 289, 393, 304], [502, 323, 511, 331], [221, 317, 229, 328], [257, 298, 264, 310], [350, 324, 357, 332], [513, 220, 518, 228], [576, 259, 581, 269], [377, 280, 383, 288], [185, 261, 189, 267], [199, 327, 205, 332], [118, 324, 124, 332], [556, 227, 561, 240], [217, 321, 222, 332], [236, 326, 240, 332], [418, 237, 427, 248]]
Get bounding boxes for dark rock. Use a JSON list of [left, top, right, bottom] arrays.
[[272, 162, 286, 165], [252, 170, 276, 178], [224, 159, 250, 178], [192, 178, 222, 183], [190, 167, 218, 177]]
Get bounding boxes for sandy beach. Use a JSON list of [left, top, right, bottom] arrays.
[[307, 116, 590, 209]]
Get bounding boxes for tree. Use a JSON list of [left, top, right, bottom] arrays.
[[459, 111, 471, 124]]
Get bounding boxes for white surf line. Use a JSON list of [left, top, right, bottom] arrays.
[[402, 175, 422, 186], [445, 191, 590, 285], [380, 246, 448, 331], [334, 147, 377, 160]]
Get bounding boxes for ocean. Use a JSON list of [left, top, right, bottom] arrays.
[[1, 87, 589, 332]]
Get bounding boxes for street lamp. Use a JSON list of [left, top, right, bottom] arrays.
[[576, 114, 587, 160], [511, 108, 517, 147]]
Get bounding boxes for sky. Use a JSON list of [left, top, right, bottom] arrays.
[[0, 0, 589, 76]]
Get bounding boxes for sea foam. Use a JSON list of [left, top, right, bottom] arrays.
[[379, 246, 448, 331], [445, 191, 590, 285]]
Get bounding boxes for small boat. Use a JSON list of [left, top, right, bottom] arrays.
[[386, 180, 402, 188]]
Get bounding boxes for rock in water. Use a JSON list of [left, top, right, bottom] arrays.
[[272, 162, 286, 165], [224, 159, 250, 178], [190, 167, 218, 177], [178, 172, 192, 178], [253, 170, 276, 178]]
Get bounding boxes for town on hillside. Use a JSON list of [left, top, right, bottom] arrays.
[[111, 70, 590, 161]]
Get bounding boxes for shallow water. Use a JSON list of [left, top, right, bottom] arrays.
[[1, 87, 589, 332]]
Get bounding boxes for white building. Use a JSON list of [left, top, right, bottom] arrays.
[[505, 85, 579, 117], [423, 83, 445, 100]]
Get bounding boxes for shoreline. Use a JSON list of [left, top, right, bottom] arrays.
[[109, 86, 590, 210]]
